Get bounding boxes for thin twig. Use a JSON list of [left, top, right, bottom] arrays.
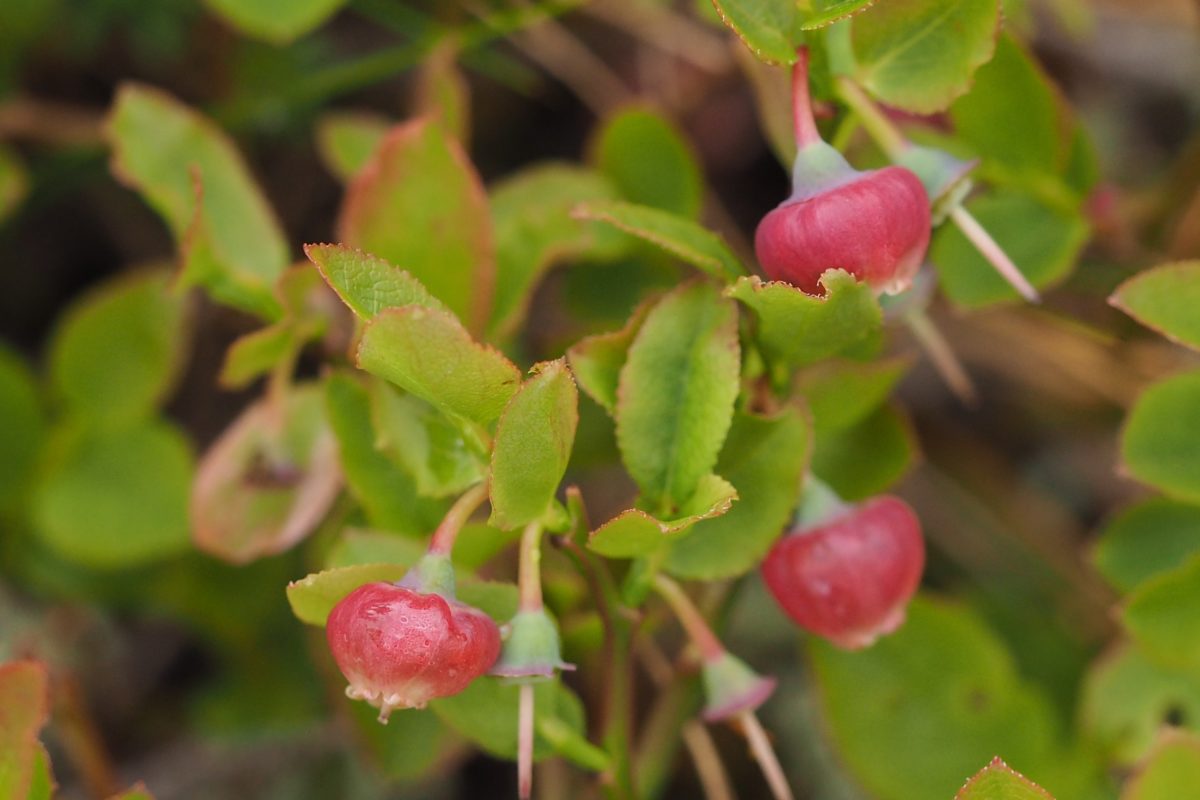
[[519, 683, 536, 799], [948, 205, 1042, 303], [738, 712, 794, 800], [636, 639, 735, 800], [472, 0, 630, 116], [904, 309, 979, 406]]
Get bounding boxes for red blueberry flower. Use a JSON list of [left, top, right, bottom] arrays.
[[762, 493, 925, 649], [754, 48, 930, 296], [326, 581, 501, 721]]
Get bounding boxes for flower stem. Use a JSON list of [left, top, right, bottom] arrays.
[[652, 575, 724, 662], [833, 77, 908, 159], [948, 205, 1042, 303], [836, 77, 1041, 303], [904, 309, 979, 406], [518, 521, 545, 612], [739, 711, 795, 800], [791, 48, 821, 149], [427, 482, 489, 556], [518, 683, 535, 800]]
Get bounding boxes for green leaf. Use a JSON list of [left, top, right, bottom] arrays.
[[0, 345, 45, 510], [1123, 734, 1200, 800], [1123, 555, 1200, 667], [107, 85, 289, 319], [219, 324, 295, 388], [369, 382, 483, 499], [810, 597, 1073, 799], [849, 0, 1002, 114], [588, 474, 738, 558], [1094, 499, 1200, 594], [326, 529, 428, 570], [1082, 643, 1200, 765], [325, 373, 445, 535], [728, 271, 882, 366], [286, 563, 407, 626], [566, 299, 653, 415], [49, 271, 188, 427], [192, 384, 341, 564], [1110, 262, 1200, 352], [357, 306, 522, 429], [955, 759, 1055, 799], [304, 243, 445, 322], [798, 357, 908, 430], [339, 119, 494, 334], [593, 108, 704, 218], [204, 0, 346, 42], [948, 36, 1067, 184], [709, 0, 800, 64], [0, 143, 28, 223], [0, 660, 49, 800], [456, 580, 520, 623], [666, 407, 810, 579], [930, 190, 1088, 307], [315, 112, 391, 183], [431, 678, 590, 763], [616, 282, 740, 509], [26, 745, 53, 800], [33, 418, 193, 568], [811, 403, 915, 500], [1122, 371, 1200, 503], [489, 164, 628, 337], [799, 0, 877, 29], [220, 265, 331, 388], [490, 360, 579, 529], [573, 201, 746, 282]]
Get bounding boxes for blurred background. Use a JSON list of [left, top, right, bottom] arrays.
[[2, 0, 1199, 798]]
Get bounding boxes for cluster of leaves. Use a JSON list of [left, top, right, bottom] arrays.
[[1, 0, 1197, 798]]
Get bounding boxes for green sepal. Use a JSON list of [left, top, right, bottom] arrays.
[[398, 552, 457, 600], [895, 144, 977, 224], [491, 609, 574, 684], [789, 140, 862, 201], [793, 474, 851, 530], [701, 651, 777, 722]]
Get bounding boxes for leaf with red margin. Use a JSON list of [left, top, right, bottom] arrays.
[[192, 383, 342, 564], [588, 474, 737, 558], [338, 119, 495, 335], [106, 84, 288, 320]]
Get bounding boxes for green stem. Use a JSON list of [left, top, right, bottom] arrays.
[[552, 534, 635, 799], [602, 618, 636, 800], [427, 482, 489, 556], [653, 575, 724, 662], [833, 77, 909, 159], [518, 521, 545, 611]]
